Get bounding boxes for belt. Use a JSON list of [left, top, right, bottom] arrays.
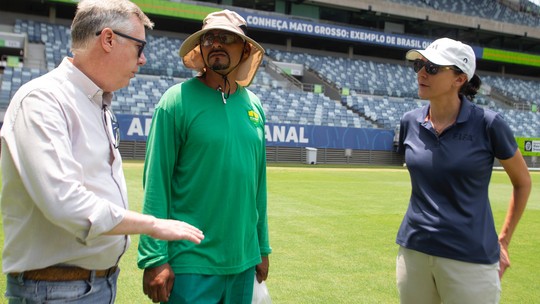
[[9, 266, 118, 281]]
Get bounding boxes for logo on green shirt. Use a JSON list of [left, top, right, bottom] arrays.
[[248, 109, 261, 126]]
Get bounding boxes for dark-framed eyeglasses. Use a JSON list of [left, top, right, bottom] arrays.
[[103, 105, 120, 149], [412, 59, 461, 75], [95, 29, 147, 58], [200, 32, 242, 47]]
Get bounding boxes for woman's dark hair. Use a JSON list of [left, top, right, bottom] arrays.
[[459, 74, 481, 100]]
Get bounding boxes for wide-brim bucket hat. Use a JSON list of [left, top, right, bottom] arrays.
[[179, 9, 265, 87]]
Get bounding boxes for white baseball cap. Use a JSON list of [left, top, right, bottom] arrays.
[[406, 37, 476, 81]]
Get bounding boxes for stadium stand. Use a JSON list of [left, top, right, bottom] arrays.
[[2, 18, 539, 139], [380, 0, 540, 28], [266, 49, 418, 98], [482, 74, 540, 107]]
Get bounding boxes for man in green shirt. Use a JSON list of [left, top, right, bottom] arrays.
[[138, 10, 271, 303]]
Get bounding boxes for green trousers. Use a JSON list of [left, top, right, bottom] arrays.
[[165, 267, 256, 304]]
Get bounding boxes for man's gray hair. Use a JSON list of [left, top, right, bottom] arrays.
[[71, 0, 154, 54]]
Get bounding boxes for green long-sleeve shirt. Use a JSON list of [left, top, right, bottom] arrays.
[[137, 78, 271, 275]]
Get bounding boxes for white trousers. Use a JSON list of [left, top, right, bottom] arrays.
[[396, 246, 501, 304]]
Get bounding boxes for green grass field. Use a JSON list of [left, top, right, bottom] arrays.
[[1, 161, 539, 303]]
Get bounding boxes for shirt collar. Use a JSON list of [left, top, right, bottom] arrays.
[[418, 95, 474, 124], [455, 95, 474, 124], [59, 57, 114, 108]]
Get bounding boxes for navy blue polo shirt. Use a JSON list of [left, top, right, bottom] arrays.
[[396, 97, 517, 264]]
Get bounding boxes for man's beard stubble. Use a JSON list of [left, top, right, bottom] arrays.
[[208, 51, 230, 72]]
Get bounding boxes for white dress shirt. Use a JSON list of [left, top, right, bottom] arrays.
[[1, 58, 129, 273]]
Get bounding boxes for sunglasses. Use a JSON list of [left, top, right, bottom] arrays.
[[412, 59, 460, 75], [200, 32, 242, 47], [96, 29, 147, 58], [103, 105, 120, 149]]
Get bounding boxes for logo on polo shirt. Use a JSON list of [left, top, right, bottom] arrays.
[[452, 133, 473, 141], [247, 109, 261, 126]]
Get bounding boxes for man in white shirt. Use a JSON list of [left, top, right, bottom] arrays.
[[0, 0, 203, 303]]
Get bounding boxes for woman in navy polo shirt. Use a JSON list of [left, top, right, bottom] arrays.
[[396, 38, 531, 304]]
